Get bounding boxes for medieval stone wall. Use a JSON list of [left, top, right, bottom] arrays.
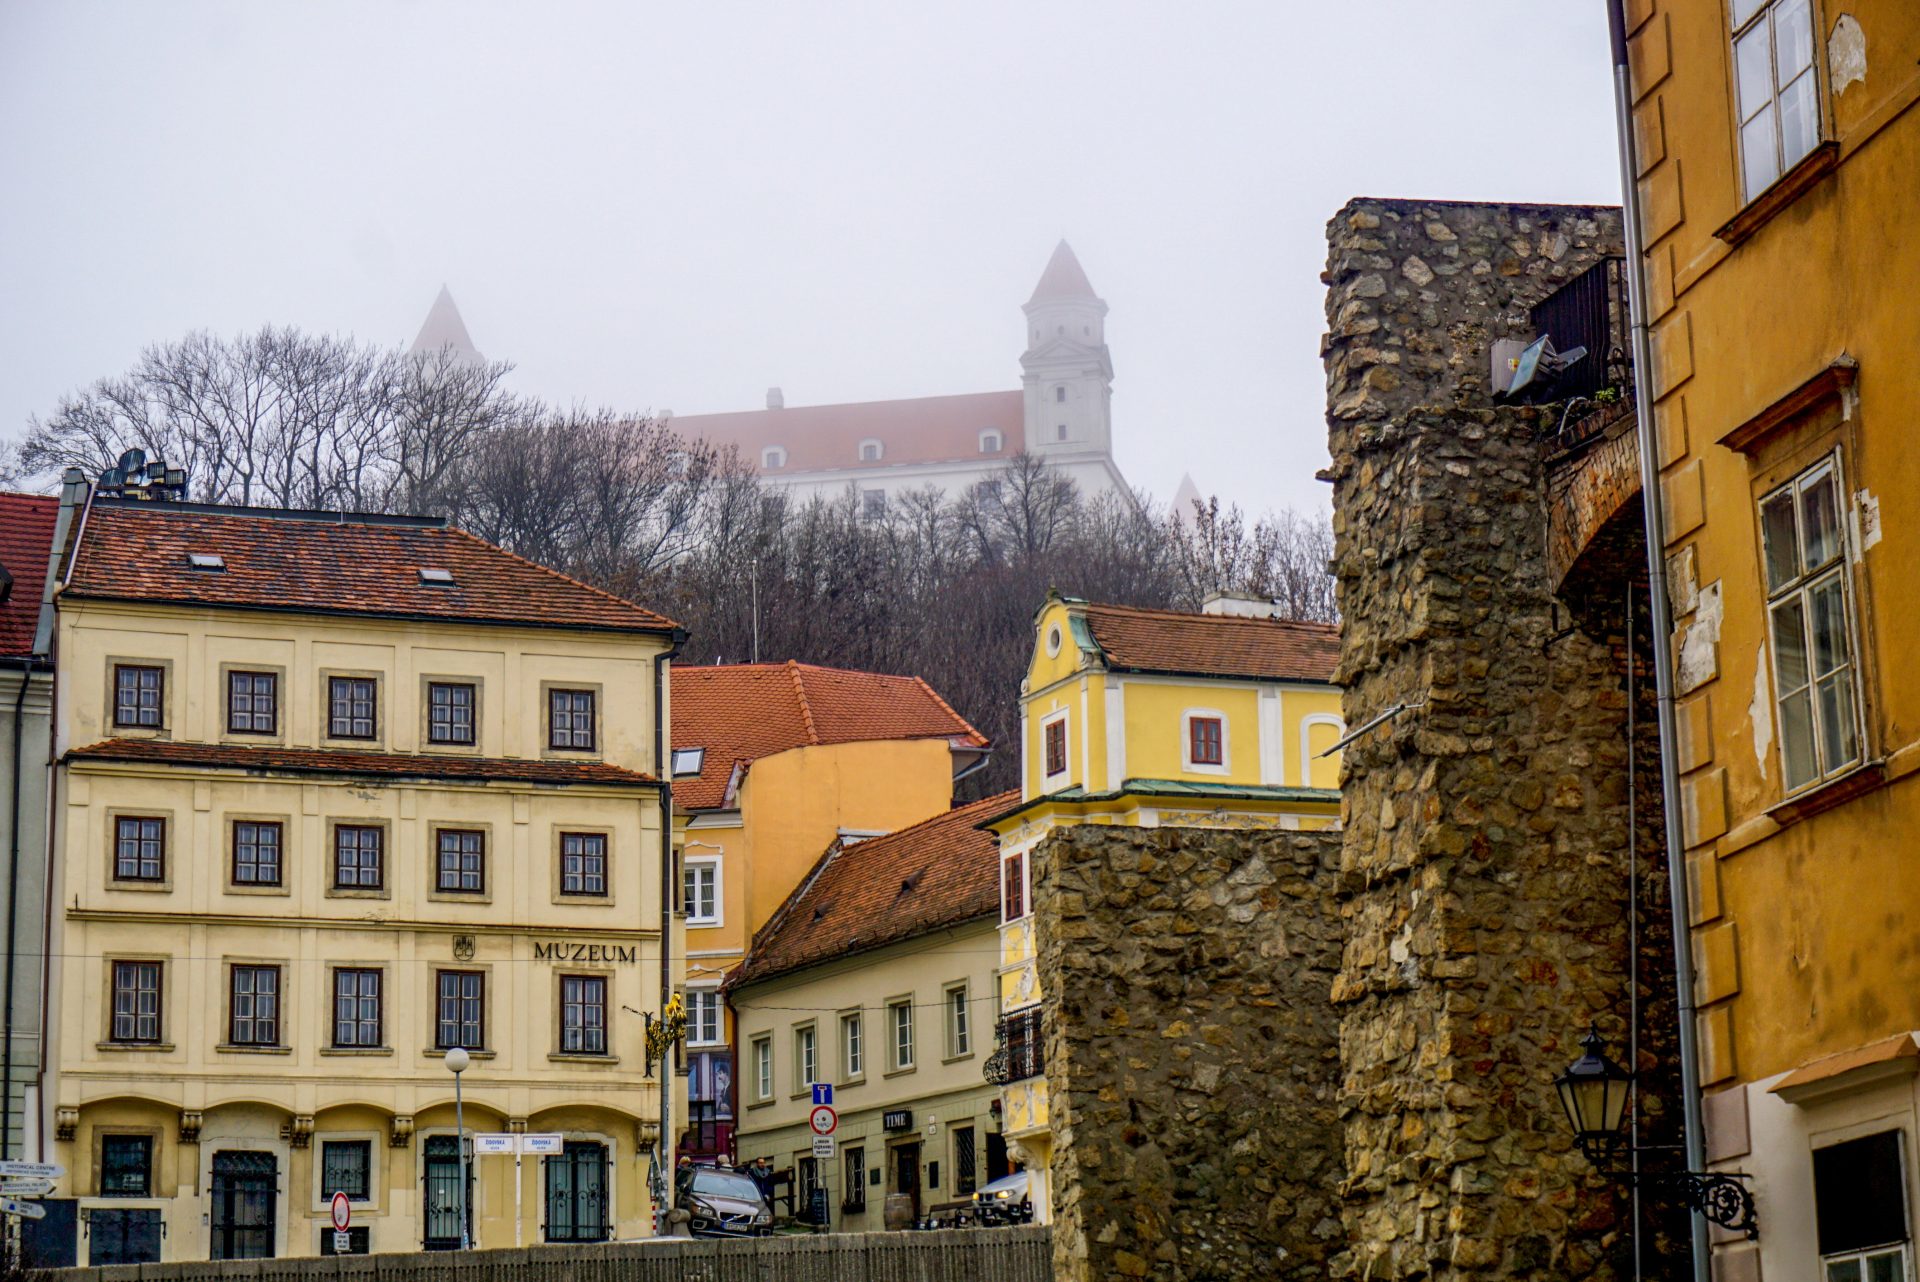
[[1322, 199, 1687, 1280], [1032, 825, 1346, 1282]]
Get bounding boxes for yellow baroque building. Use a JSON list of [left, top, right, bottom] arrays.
[[44, 496, 683, 1264], [984, 592, 1344, 1221], [1620, 2, 1920, 1277]]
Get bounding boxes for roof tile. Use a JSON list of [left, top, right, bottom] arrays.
[[670, 390, 1023, 477], [64, 502, 677, 635], [1079, 602, 1338, 683], [0, 493, 58, 658]]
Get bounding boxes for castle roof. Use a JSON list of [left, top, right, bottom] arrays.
[[669, 389, 1024, 477], [410, 285, 482, 361], [1027, 239, 1098, 305]]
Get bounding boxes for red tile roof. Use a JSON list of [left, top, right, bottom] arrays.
[[670, 390, 1023, 477], [64, 502, 678, 635], [67, 738, 658, 787], [1079, 601, 1339, 683], [671, 661, 988, 811], [728, 790, 1019, 990], [0, 493, 59, 658]]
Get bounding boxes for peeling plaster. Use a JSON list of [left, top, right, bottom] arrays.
[[1677, 580, 1723, 692], [1750, 640, 1773, 781], [1668, 544, 1699, 618], [1829, 15, 1867, 94], [1855, 488, 1882, 550]]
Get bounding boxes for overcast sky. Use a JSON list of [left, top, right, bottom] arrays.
[[0, 1, 1621, 517]]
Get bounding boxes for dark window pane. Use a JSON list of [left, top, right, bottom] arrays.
[[232, 822, 281, 886], [328, 677, 378, 739], [333, 970, 381, 1047], [560, 976, 607, 1054], [561, 833, 607, 896], [549, 690, 596, 750], [334, 826, 383, 890], [111, 962, 162, 1043], [428, 683, 476, 745], [1815, 1131, 1908, 1256], [322, 1141, 371, 1201], [114, 666, 163, 728], [227, 671, 277, 735], [436, 971, 484, 1049], [1760, 489, 1800, 592], [100, 1135, 152, 1196], [436, 830, 484, 893], [115, 817, 165, 881], [228, 965, 279, 1046]]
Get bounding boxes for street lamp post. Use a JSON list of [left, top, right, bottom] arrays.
[[445, 1047, 472, 1250], [1554, 1025, 1758, 1239]]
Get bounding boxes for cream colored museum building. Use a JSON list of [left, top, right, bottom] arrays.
[[43, 497, 685, 1263]]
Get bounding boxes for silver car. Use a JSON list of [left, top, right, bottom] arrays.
[[679, 1165, 774, 1238]]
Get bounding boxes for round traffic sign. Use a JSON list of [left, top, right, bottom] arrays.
[[331, 1190, 351, 1231], [809, 1105, 838, 1136]]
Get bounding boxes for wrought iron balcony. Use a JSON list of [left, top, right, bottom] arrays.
[[984, 1008, 1044, 1086], [1524, 256, 1636, 452]]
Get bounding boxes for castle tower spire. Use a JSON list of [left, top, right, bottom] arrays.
[[410, 285, 483, 364], [1020, 241, 1112, 458]]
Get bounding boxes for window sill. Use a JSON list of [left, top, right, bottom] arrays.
[[96, 1042, 173, 1053], [422, 1048, 495, 1060], [327, 888, 391, 900], [1715, 141, 1840, 248], [106, 881, 172, 894], [548, 1052, 619, 1065], [428, 891, 493, 905], [321, 1047, 393, 1057], [215, 1044, 291, 1055], [942, 1052, 976, 1066], [685, 918, 721, 929], [1765, 759, 1887, 828], [883, 1065, 917, 1080], [225, 884, 291, 897], [746, 1097, 775, 1111], [838, 1075, 865, 1089]]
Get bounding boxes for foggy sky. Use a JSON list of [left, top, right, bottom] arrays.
[[0, 2, 1622, 517]]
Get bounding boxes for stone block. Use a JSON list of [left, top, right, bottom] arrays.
[[1635, 95, 1668, 178], [1682, 767, 1729, 848], [1652, 306, 1694, 397], [1695, 921, 1741, 1005], [1688, 848, 1723, 925], [1630, 12, 1672, 102], [1699, 1004, 1737, 1084], [1663, 458, 1706, 543], [1656, 392, 1688, 466], [1702, 1083, 1751, 1162]]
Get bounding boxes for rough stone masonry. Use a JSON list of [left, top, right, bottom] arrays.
[[1034, 825, 1346, 1282], [1323, 198, 1685, 1280]]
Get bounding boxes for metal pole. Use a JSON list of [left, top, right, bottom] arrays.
[[455, 1070, 468, 1250], [1605, 2, 1712, 1276], [514, 1146, 522, 1248]]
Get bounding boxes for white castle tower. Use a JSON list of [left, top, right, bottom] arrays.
[[1020, 241, 1113, 465]]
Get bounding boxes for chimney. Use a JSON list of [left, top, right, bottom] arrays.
[[1201, 591, 1284, 620], [766, 387, 784, 410]]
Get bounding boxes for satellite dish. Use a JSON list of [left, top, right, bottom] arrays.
[[115, 447, 147, 475]]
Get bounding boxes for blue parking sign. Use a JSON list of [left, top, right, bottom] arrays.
[[812, 1082, 833, 1106]]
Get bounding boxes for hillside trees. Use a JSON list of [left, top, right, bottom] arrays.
[[17, 327, 1335, 795]]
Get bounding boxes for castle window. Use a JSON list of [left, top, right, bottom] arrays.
[[979, 429, 1002, 454], [1056, 424, 1068, 441], [1731, 0, 1820, 202], [858, 439, 883, 463], [1055, 386, 1066, 403], [1814, 1131, 1909, 1280], [762, 446, 786, 469], [1183, 711, 1229, 773], [1042, 712, 1068, 781]]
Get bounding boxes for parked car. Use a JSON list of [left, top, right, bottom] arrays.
[[970, 1171, 1033, 1225], [677, 1164, 774, 1238]]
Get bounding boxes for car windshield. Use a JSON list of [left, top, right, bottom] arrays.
[[691, 1169, 764, 1201]]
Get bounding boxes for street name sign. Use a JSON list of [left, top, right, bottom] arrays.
[[0, 1179, 52, 1196], [473, 1134, 518, 1155], [0, 1162, 60, 1180], [0, 1198, 45, 1220], [521, 1133, 564, 1155]]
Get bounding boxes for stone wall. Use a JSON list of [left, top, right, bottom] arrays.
[[50, 1227, 1052, 1282], [1323, 199, 1688, 1280], [1033, 825, 1346, 1282]]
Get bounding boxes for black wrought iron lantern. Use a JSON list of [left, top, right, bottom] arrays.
[[1555, 1026, 1633, 1161], [1555, 1025, 1759, 1240]]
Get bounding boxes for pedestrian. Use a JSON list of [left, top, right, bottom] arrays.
[[749, 1154, 775, 1203]]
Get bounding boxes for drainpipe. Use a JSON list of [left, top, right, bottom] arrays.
[[2, 660, 37, 1162], [653, 628, 687, 1210], [1606, 3, 1712, 1277]]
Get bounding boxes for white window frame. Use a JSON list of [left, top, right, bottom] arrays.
[[683, 856, 721, 926], [1759, 451, 1864, 796], [1180, 708, 1231, 775], [1040, 708, 1070, 785], [753, 1035, 772, 1101], [841, 1011, 864, 1080], [945, 983, 971, 1058], [857, 438, 883, 463], [888, 999, 914, 1071], [1299, 713, 1346, 788], [686, 987, 723, 1047], [1811, 1127, 1913, 1280], [794, 1023, 817, 1093], [979, 429, 1002, 453], [1729, 0, 1822, 203], [761, 445, 786, 469]]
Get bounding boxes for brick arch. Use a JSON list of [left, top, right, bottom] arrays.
[[1546, 426, 1643, 591]]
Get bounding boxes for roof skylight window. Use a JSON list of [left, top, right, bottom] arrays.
[[419, 567, 455, 585], [671, 747, 706, 776], [187, 553, 225, 571]]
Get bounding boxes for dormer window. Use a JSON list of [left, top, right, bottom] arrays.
[[762, 446, 787, 469], [979, 430, 1002, 454], [858, 439, 883, 463], [671, 747, 705, 777], [188, 553, 225, 571], [419, 568, 454, 586]]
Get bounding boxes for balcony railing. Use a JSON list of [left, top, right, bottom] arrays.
[[983, 1008, 1044, 1086], [1528, 255, 1630, 407]]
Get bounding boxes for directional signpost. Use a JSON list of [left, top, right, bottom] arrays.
[[0, 1198, 43, 1221], [807, 1098, 838, 1233], [0, 1162, 60, 1226], [0, 1162, 60, 1181], [0, 1179, 52, 1197]]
